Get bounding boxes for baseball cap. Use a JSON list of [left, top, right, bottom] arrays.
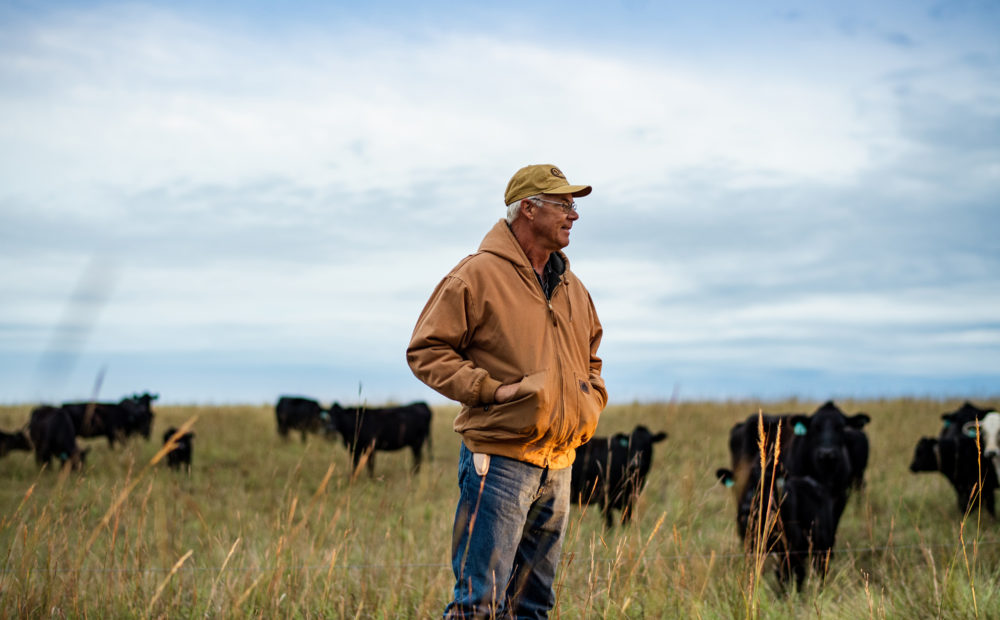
[[504, 164, 592, 206]]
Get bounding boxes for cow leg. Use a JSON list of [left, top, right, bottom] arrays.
[[411, 444, 422, 473], [956, 485, 973, 515], [351, 447, 364, 476], [793, 559, 806, 593], [300, 429, 308, 443], [366, 446, 376, 478], [983, 484, 996, 517]]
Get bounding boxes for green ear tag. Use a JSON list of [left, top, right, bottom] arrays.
[[618, 437, 629, 447], [943, 420, 952, 428], [724, 479, 734, 488], [966, 427, 979, 438], [794, 422, 807, 436]]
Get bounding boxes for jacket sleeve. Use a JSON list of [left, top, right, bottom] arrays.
[[406, 274, 503, 406]]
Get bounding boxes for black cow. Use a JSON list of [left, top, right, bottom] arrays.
[[785, 401, 871, 527], [119, 392, 157, 439], [60, 392, 158, 447], [910, 401, 998, 517], [327, 401, 432, 477], [716, 462, 835, 591], [275, 396, 330, 442], [570, 425, 668, 528], [28, 405, 88, 470], [162, 427, 195, 472], [0, 427, 32, 457]]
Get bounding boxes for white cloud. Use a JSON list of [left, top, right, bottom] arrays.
[[1, 3, 997, 402]]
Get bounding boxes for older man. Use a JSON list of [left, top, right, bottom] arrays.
[[407, 164, 608, 618]]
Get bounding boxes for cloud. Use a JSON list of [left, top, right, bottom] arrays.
[[1, 2, 998, 402]]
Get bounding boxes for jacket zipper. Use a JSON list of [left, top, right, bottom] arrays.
[[548, 276, 570, 461]]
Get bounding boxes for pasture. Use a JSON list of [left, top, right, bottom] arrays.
[[1, 397, 999, 618]]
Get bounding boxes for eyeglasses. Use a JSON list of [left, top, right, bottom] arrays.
[[531, 197, 578, 214]]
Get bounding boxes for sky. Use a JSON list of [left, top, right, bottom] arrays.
[[1, 0, 998, 406]]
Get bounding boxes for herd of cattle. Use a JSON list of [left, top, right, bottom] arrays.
[[714, 400, 1000, 590], [2, 394, 999, 590]]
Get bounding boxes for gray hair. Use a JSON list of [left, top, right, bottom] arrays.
[[505, 194, 540, 225]]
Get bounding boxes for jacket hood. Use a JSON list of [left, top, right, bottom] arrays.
[[479, 219, 569, 274]]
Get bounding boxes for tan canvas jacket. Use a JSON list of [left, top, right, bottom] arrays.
[[407, 219, 607, 469]]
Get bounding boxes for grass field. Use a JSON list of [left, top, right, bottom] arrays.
[[1, 397, 999, 619]]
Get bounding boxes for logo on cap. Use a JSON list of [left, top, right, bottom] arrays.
[[550, 168, 565, 179]]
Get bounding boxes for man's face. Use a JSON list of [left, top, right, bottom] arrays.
[[527, 193, 579, 251]]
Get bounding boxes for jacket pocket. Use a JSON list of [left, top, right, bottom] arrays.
[[572, 372, 603, 446], [464, 369, 553, 442]]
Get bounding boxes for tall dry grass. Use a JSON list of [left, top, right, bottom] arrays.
[[1, 397, 999, 618]]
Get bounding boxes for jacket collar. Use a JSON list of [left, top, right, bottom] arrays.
[[478, 219, 570, 274]]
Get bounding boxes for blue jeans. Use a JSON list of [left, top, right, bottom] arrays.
[[444, 443, 571, 619]]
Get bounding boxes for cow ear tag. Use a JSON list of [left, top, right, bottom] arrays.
[[965, 427, 979, 438], [794, 422, 807, 436], [724, 479, 734, 488], [618, 437, 629, 447], [943, 420, 951, 428]]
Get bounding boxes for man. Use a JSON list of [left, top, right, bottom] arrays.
[[407, 164, 608, 618]]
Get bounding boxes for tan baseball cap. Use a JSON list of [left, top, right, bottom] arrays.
[[504, 164, 592, 205]]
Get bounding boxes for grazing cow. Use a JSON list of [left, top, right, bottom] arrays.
[[915, 401, 998, 517], [60, 392, 158, 447], [0, 427, 32, 457], [570, 425, 668, 528], [162, 427, 195, 472], [275, 396, 330, 443], [784, 401, 871, 527], [326, 401, 433, 476], [716, 462, 835, 591], [28, 406, 88, 470]]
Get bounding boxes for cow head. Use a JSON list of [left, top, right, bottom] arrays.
[[619, 426, 668, 481], [961, 412, 1000, 459], [789, 401, 870, 484], [941, 401, 993, 439], [909, 436, 940, 472], [0, 429, 32, 456]]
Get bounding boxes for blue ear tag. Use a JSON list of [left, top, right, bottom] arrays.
[[966, 427, 979, 438], [794, 422, 807, 436], [724, 479, 734, 488], [618, 437, 629, 447], [943, 420, 951, 428]]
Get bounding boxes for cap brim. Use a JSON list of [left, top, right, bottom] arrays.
[[546, 184, 592, 198]]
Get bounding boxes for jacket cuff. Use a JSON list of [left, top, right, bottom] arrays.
[[478, 376, 504, 404]]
